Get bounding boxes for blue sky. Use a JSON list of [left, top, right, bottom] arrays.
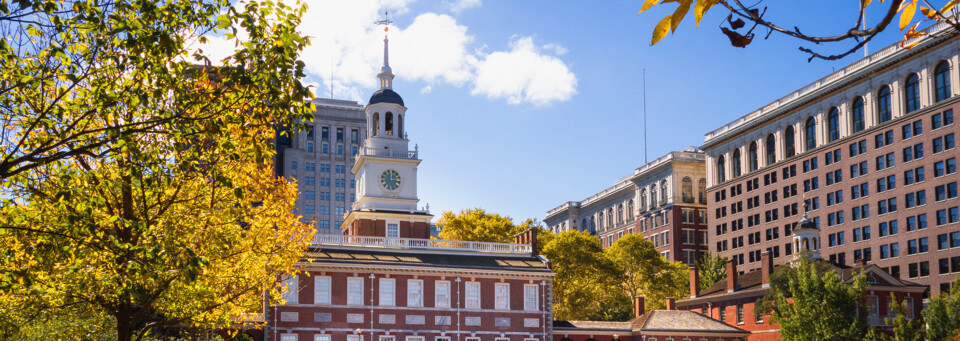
[[202, 0, 927, 223]]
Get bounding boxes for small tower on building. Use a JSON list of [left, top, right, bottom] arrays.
[[340, 18, 432, 238], [792, 211, 821, 260]]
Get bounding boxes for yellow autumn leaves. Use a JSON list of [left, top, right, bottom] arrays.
[[640, 0, 720, 45]]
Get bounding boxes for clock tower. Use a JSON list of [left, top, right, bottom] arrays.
[[341, 28, 432, 238]]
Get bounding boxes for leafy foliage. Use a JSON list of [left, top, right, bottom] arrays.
[[755, 257, 869, 340], [542, 230, 626, 321], [695, 251, 726, 291], [883, 293, 921, 341], [438, 208, 525, 242], [0, 0, 316, 340], [923, 277, 960, 341], [638, 0, 960, 61], [605, 234, 689, 310]]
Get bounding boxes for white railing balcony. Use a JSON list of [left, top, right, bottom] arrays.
[[311, 234, 533, 255], [360, 146, 418, 159]]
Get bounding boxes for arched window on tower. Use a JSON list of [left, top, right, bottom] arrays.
[[827, 107, 840, 142], [935, 61, 952, 102], [398, 114, 404, 138], [732, 149, 742, 178], [877, 85, 892, 123], [682, 177, 693, 203], [748, 142, 758, 172], [852, 97, 865, 133], [805, 117, 817, 151], [765, 134, 776, 165], [717, 155, 726, 183], [698, 178, 707, 204], [785, 125, 796, 157], [373, 113, 380, 136], [905, 73, 920, 113], [385, 112, 394, 136]]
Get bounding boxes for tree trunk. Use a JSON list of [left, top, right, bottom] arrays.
[[117, 306, 132, 341]]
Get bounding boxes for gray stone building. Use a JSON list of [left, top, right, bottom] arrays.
[[276, 98, 367, 235]]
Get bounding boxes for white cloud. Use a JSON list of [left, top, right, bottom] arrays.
[[190, 0, 576, 106], [447, 0, 481, 13], [471, 37, 577, 106]]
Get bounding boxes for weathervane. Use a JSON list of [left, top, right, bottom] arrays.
[[375, 11, 393, 33]]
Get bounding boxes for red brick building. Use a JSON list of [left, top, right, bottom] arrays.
[[553, 297, 749, 341], [676, 252, 926, 341], [702, 22, 960, 296]]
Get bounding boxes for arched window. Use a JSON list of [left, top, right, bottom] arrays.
[[851, 97, 865, 133], [639, 189, 647, 212], [805, 117, 817, 151], [385, 112, 394, 136], [731, 149, 742, 178], [660, 181, 668, 203], [373, 113, 380, 136], [877, 85, 892, 123], [827, 107, 840, 142], [607, 208, 614, 227], [748, 142, 758, 172], [717, 155, 726, 183], [905, 74, 920, 113], [698, 178, 707, 204], [617, 204, 624, 224], [765, 134, 776, 165], [651, 186, 659, 207], [581, 218, 587, 231], [682, 177, 693, 203], [398, 114, 404, 138], [935, 61, 951, 102], [590, 216, 595, 233], [597, 213, 603, 230], [785, 126, 796, 157], [627, 200, 634, 219]]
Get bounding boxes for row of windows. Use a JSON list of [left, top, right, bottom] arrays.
[[281, 335, 542, 341], [714, 86, 955, 184], [305, 126, 362, 144], [283, 276, 541, 311], [302, 143, 358, 155]]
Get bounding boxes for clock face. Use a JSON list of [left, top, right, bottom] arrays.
[[380, 169, 402, 190]]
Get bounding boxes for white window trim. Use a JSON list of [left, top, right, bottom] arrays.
[[435, 280, 451, 308], [379, 336, 396, 341], [314, 276, 331, 305], [406, 337, 425, 341], [347, 336, 363, 341], [523, 284, 539, 311], [465, 281, 481, 309], [386, 219, 400, 238], [315, 334, 332, 341], [280, 334, 298, 341], [379, 278, 396, 307], [435, 337, 451, 341], [495, 282, 510, 310], [347, 277, 364, 306], [407, 279, 424, 307], [282, 276, 298, 304]]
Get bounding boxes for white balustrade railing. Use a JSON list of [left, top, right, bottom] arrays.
[[311, 234, 533, 254], [361, 146, 418, 159]]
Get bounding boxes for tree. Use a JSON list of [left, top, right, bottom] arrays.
[[0, 0, 316, 340], [755, 257, 869, 340], [605, 234, 689, 310], [923, 277, 960, 341], [542, 230, 626, 321], [884, 293, 921, 341], [639, 0, 960, 61], [437, 209, 523, 242], [695, 251, 727, 291]]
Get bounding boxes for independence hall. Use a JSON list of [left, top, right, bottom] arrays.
[[702, 21, 960, 296]]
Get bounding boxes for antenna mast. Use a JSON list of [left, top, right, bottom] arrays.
[[643, 68, 648, 164]]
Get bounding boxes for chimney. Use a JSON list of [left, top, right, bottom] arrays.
[[689, 266, 699, 298], [761, 250, 773, 288], [665, 297, 676, 311], [514, 227, 538, 256], [634, 296, 645, 318], [726, 259, 738, 293]]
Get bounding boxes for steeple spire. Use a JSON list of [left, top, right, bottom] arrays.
[[375, 11, 394, 90]]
